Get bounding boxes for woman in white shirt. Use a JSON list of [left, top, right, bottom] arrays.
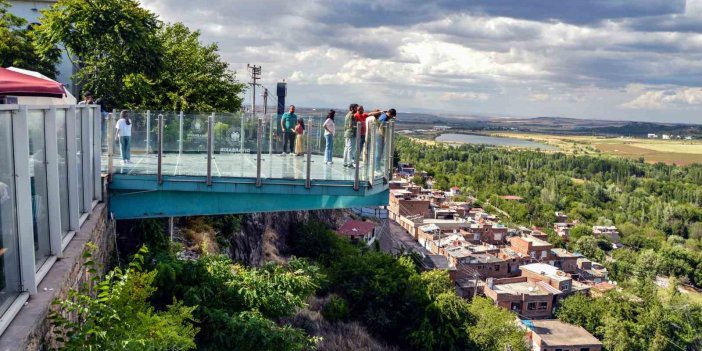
[[322, 110, 336, 164], [114, 111, 132, 164]]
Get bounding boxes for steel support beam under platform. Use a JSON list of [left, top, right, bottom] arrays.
[[108, 174, 389, 219]]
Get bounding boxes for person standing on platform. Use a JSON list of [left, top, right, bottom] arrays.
[[375, 108, 396, 171], [343, 103, 358, 167], [280, 105, 298, 155], [323, 110, 336, 165], [115, 110, 132, 165], [362, 107, 382, 163], [294, 119, 306, 156]]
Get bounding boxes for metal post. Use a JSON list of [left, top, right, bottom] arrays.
[[317, 118, 322, 152], [157, 114, 164, 184], [368, 126, 376, 187], [178, 111, 184, 155], [256, 118, 262, 187], [146, 110, 151, 155], [354, 121, 362, 191], [107, 109, 115, 178], [306, 117, 312, 189], [207, 113, 213, 186], [169, 217, 174, 241], [240, 111, 245, 155], [45, 108, 63, 256]]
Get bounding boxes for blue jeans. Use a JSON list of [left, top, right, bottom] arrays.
[[120, 136, 131, 161], [343, 136, 355, 165], [324, 134, 334, 163]]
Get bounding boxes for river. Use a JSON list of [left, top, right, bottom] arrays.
[[435, 133, 557, 150]]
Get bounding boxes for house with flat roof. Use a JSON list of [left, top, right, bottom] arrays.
[[484, 277, 558, 319], [577, 258, 608, 283], [525, 319, 603, 351], [509, 235, 554, 262], [592, 225, 620, 243]]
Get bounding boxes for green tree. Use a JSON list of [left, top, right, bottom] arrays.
[[467, 297, 529, 351], [0, 0, 59, 77], [147, 23, 245, 112], [34, 0, 162, 108]]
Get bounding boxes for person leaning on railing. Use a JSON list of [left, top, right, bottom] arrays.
[[374, 109, 396, 171], [343, 103, 359, 167]]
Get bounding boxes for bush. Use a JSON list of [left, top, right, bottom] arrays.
[[322, 295, 350, 322]]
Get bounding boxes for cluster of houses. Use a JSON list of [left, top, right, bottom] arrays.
[[386, 173, 614, 351], [647, 133, 693, 140]]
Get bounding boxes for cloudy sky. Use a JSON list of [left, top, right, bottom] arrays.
[[141, 0, 702, 123]]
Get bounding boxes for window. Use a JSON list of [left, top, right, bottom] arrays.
[[581, 348, 590, 351], [530, 251, 536, 259], [538, 302, 548, 310], [494, 233, 502, 241], [0, 111, 22, 316], [527, 302, 537, 310], [510, 302, 521, 311], [541, 250, 547, 258], [562, 283, 570, 290], [494, 264, 500, 271]]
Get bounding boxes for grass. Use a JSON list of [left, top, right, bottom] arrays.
[[487, 132, 702, 166]]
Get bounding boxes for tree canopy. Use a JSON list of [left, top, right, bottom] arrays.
[[32, 0, 245, 111]]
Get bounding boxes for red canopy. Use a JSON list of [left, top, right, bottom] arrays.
[[0, 67, 66, 98]]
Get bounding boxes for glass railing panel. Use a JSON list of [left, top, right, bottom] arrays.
[[0, 110, 22, 317], [158, 111, 181, 177], [213, 112, 244, 178], [27, 109, 51, 267], [56, 109, 70, 236], [175, 112, 211, 177]]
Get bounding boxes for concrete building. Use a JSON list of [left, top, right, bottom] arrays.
[[484, 277, 557, 319], [525, 319, 603, 351], [509, 235, 554, 261], [592, 225, 620, 243], [550, 248, 579, 273], [577, 258, 608, 283]]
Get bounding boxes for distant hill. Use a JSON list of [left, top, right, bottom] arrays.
[[588, 122, 702, 137]]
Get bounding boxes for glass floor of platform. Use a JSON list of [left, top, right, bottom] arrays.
[[103, 152, 384, 181]]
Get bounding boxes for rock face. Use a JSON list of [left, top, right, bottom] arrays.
[[230, 210, 344, 265]]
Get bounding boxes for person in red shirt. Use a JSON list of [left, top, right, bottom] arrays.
[[355, 106, 381, 163]]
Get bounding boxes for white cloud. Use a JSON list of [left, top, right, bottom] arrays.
[[622, 87, 702, 109]]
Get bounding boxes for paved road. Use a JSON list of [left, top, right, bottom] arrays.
[[379, 220, 431, 256]]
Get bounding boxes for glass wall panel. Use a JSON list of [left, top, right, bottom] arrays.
[[28, 110, 51, 267], [56, 109, 70, 236], [0, 111, 21, 316], [76, 110, 85, 213]]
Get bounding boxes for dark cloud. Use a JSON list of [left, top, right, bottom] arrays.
[[319, 0, 686, 27]]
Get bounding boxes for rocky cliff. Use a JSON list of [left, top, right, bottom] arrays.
[[231, 209, 345, 265]]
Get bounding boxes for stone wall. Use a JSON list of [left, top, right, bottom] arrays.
[[0, 203, 114, 350]]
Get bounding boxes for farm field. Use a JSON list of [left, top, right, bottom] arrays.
[[489, 132, 702, 166]]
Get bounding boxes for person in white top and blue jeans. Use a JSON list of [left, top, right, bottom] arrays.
[[323, 110, 336, 164], [115, 110, 132, 165]]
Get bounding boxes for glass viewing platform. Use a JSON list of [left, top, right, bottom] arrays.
[[102, 110, 395, 185]]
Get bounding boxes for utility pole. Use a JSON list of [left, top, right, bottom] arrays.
[[247, 64, 262, 117]]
